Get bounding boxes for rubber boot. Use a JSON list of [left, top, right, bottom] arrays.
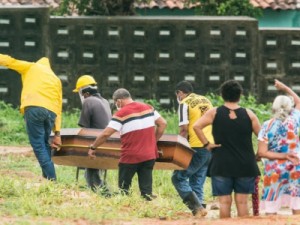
[[85, 168, 111, 197], [183, 191, 208, 217]]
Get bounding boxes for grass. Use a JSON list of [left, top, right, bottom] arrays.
[[0, 97, 271, 223], [0, 101, 28, 146], [0, 154, 198, 222]]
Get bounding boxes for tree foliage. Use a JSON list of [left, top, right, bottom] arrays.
[[53, 0, 262, 18], [188, 0, 263, 18], [54, 0, 138, 16]]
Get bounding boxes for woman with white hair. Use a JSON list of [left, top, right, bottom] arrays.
[[257, 79, 300, 215]]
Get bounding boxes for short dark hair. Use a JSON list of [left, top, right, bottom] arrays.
[[175, 81, 194, 94], [220, 80, 243, 102], [81, 84, 98, 95]]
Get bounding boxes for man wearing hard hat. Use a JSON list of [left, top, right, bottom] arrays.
[[73, 75, 112, 194]]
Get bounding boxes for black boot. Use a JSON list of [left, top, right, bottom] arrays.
[[85, 168, 111, 197], [183, 191, 207, 217]]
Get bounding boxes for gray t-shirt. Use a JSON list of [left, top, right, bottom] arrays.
[[78, 93, 112, 129]]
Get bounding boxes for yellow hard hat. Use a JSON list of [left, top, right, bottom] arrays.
[[73, 75, 97, 92]]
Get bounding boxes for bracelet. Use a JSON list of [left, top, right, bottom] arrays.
[[89, 144, 96, 150], [203, 142, 210, 148], [54, 131, 60, 137]]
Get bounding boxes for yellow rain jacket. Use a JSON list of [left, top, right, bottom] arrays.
[[0, 54, 62, 132]]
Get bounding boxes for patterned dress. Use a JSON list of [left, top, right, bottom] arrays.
[[258, 109, 300, 213]]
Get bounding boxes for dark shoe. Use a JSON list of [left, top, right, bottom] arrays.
[[143, 194, 157, 201], [183, 191, 207, 217], [85, 168, 103, 191]]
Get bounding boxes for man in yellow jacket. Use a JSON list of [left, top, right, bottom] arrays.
[[0, 54, 62, 180]]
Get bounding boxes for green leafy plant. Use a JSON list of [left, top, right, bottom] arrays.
[[0, 101, 28, 145], [188, 0, 263, 18], [206, 93, 272, 123], [53, 0, 137, 16], [0, 94, 272, 145]]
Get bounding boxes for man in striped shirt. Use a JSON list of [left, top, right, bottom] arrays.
[[88, 88, 167, 200]]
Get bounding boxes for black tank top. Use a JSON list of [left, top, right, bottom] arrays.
[[208, 105, 260, 177]]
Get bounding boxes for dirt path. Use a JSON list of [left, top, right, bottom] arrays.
[[0, 145, 32, 155], [0, 146, 299, 225], [1, 214, 299, 225]]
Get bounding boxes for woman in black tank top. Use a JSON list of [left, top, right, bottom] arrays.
[[193, 80, 261, 218]]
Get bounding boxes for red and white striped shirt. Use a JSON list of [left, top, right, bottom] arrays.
[[108, 102, 161, 163]]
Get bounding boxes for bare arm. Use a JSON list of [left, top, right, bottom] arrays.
[[155, 116, 167, 141], [193, 108, 220, 150], [275, 79, 300, 110], [51, 135, 62, 151], [88, 127, 116, 158], [179, 124, 188, 138], [257, 140, 299, 165], [246, 109, 261, 136]]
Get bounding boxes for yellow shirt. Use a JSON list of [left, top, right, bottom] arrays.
[[178, 93, 214, 147], [0, 54, 62, 131]]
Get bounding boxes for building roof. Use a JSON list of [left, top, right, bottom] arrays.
[[133, 0, 199, 9], [0, 0, 300, 10], [134, 0, 300, 10], [0, 0, 60, 8], [249, 0, 300, 10]]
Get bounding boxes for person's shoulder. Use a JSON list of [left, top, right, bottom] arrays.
[[96, 95, 110, 104], [82, 96, 101, 106], [291, 108, 300, 117], [245, 107, 254, 114], [260, 118, 273, 129], [208, 107, 218, 114], [132, 101, 152, 109], [82, 96, 94, 104], [192, 92, 209, 100], [195, 94, 213, 105], [292, 108, 300, 113], [244, 108, 259, 119], [87, 95, 105, 103]]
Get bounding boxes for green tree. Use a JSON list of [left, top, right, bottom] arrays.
[[54, 0, 138, 16], [188, 0, 262, 18]]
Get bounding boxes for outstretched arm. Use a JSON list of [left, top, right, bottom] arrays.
[[275, 79, 300, 110], [0, 54, 32, 74], [88, 127, 116, 159]]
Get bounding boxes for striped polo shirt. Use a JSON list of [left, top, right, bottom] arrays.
[[178, 93, 214, 147], [108, 102, 161, 164]]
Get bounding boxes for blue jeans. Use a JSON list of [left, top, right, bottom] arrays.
[[24, 106, 57, 180], [172, 147, 211, 203]]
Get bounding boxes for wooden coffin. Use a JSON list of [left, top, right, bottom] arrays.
[[51, 128, 195, 170]]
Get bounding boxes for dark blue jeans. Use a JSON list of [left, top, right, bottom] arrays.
[[172, 147, 211, 204], [24, 106, 57, 180]]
